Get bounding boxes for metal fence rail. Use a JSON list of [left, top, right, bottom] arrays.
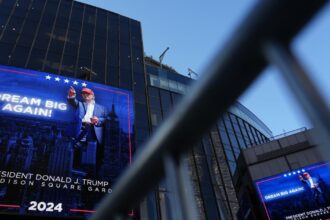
[[90, 0, 328, 219]]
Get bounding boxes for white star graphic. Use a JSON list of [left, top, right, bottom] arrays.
[[81, 82, 87, 87], [64, 79, 69, 83], [46, 75, 51, 80], [73, 81, 79, 85], [55, 77, 60, 82]]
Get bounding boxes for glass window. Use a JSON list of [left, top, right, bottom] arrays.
[[9, 46, 30, 67], [0, 14, 8, 26], [33, 35, 50, 49], [218, 124, 231, 146], [17, 33, 34, 47], [55, 0, 71, 28], [256, 131, 263, 144], [225, 150, 235, 162], [132, 48, 143, 74], [69, 20, 82, 32], [149, 74, 160, 87], [82, 7, 96, 34], [171, 93, 182, 106], [237, 118, 251, 146], [149, 96, 161, 109], [95, 9, 107, 36], [150, 109, 162, 127], [1, 29, 19, 44], [134, 103, 149, 126], [16, 0, 30, 10], [250, 125, 260, 145], [119, 16, 130, 44], [106, 65, 119, 87], [26, 48, 46, 70], [107, 43, 119, 66], [66, 29, 80, 45], [13, 1, 29, 18], [168, 80, 178, 92], [245, 123, 257, 145], [0, 42, 12, 64], [0, 0, 16, 8], [133, 73, 146, 95], [93, 48, 106, 63], [0, 6, 12, 17], [77, 58, 91, 70], [7, 15, 24, 31], [52, 26, 67, 40], [130, 20, 142, 48], [27, 1, 46, 21], [94, 35, 106, 49], [49, 40, 65, 54], [233, 149, 240, 160], [63, 42, 78, 57], [148, 87, 159, 98], [46, 51, 61, 63], [120, 68, 132, 90], [42, 1, 58, 24], [159, 77, 169, 90], [120, 43, 131, 67], [91, 62, 105, 84], [30, 0, 46, 14], [146, 192, 158, 220], [177, 83, 187, 94], [79, 46, 92, 60], [70, 2, 83, 23], [60, 55, 76, 77], [146, 65, 158, 75], [107, 14, 119, 42], [26, 10, 42, 22], [0, 15, 8, 36], [228, 161, 236, 175], [80, 33, 93, 48], [20, 20, 38, 36], [160, 90, 172, 109]]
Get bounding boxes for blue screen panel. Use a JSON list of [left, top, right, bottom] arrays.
[[256, 162, 330, 220], [0, 65, 134, 218]]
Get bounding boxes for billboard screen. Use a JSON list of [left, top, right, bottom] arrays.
[[256, 162, 330, 220], [0, 65, 134, 218]]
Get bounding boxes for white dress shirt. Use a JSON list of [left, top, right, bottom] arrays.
[[82, 101, 95, 123]]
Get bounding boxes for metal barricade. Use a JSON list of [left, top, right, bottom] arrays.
[[90, 1, 328, 219]]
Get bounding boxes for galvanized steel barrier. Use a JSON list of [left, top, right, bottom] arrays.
[[90, 1, 328, 219]]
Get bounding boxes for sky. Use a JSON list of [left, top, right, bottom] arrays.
[[77, 0, 330, 136]]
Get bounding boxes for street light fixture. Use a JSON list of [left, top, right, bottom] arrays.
[[187, 68, 198, 79], [159, 47, 170, 68]]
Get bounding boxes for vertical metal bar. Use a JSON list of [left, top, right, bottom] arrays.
[[163, 154, 199, 220], [264, 41, 330, 158]]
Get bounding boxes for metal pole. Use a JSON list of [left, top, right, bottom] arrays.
[[264, 41, 330, 159], [90, 1, 327, 219], [163, 154, 199, 220]]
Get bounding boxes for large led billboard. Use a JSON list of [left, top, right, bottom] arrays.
[[256, 162, 330, 220], [0, 65, 134, 218]]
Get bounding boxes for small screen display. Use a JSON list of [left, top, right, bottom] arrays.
[[256, 161, 330, 220]]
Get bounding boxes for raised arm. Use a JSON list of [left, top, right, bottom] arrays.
[[67, 86, 79, 108]]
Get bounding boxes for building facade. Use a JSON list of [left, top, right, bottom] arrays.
[[0, 0, 273, 219], [234, 129, 327, 219], [143, 57, 272, 219]]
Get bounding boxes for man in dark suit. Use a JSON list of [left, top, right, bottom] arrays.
[[299, 172, 325, 205], [67, 86, 106, 175]]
